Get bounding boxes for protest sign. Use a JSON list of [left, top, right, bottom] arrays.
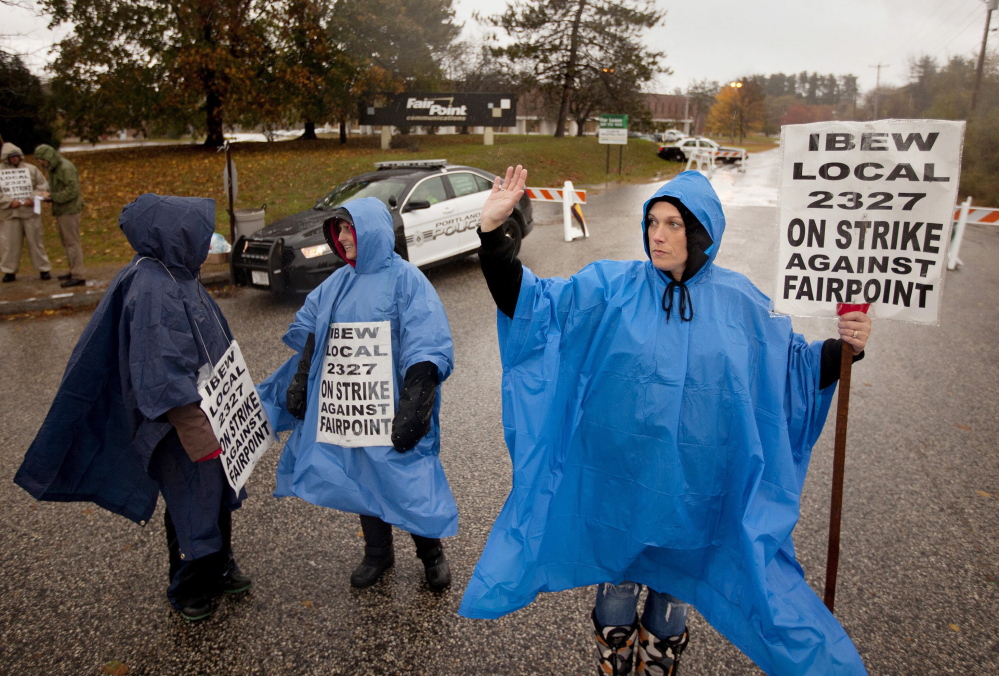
[[775, 120, 964, 324], [317, 321, 395, 447], [198, 341, 276, 492], [0, 167, 34, 201]]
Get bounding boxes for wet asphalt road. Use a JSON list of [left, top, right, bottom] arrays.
[[1, 163, 998, 675]]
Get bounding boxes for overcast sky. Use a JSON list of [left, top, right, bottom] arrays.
[[3, 0, 996, 93]]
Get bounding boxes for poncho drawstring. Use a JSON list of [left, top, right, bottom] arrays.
[[661, 279, 693, 322]]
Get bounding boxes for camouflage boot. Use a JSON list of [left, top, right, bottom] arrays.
[[593, 610, 639, 675], [636, 624, 688, 676]]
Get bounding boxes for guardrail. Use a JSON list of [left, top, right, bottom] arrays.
[[526, 182, 589, 242], [949, 197, 999, 270]]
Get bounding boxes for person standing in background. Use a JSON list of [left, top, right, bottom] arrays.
[[0, 142, 52, 283], [34, 144, 86, 288]]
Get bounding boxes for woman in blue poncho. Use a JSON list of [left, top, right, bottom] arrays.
[[258, 197, 457, 591], [463, 167, 872, 676]]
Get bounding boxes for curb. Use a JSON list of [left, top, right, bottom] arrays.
[[0, 271, 233, 316]]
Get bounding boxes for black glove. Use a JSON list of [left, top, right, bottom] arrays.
[[392, 361, 439, 452], [286, 332, 316, 420]]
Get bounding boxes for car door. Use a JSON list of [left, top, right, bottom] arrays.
[[441, 171, 494, 255], [400, 175, 459, 266]]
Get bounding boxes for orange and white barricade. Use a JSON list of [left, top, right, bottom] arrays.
[[685, 148, 716, 177], [715, 148, 748, 172], [950, 197, 999, 270], [526, 182, 589, 242]]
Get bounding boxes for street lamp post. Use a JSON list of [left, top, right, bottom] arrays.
[[728, 81, 743, 143]]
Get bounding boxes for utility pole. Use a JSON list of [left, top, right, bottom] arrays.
[[869, 63, 889, 119], [971, 0, 999, 113]]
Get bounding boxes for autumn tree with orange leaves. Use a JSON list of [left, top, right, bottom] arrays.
[[44, 0, 461, 145], [705, 79, 765, 144], [45, 0, 272, 146]]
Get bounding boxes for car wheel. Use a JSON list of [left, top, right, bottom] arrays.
[[502, 217, 522, 257]]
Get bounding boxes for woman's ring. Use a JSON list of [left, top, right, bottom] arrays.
[[852, 330, 858, 338]]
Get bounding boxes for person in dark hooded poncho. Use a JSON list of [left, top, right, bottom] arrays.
[[462, 167, 872, 676], [258, 197, 457, 591], [14, 194, 252, 621]]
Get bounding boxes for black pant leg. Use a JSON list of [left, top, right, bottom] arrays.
[[359, 515, 393, 549], [410, 533, 442, 560], [165, 508, 183, 584]]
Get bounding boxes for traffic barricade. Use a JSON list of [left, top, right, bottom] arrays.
[[526, 182, 589, 242], [949, 197, 999, 270], [685, 148, 717, 177]]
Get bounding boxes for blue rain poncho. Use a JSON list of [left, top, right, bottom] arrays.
[[459, 172, 866, 675], [258, 197, 457, 538], [15, 195, 241, 558]]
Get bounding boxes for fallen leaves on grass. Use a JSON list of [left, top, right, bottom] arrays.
[[948, 623, 960, 632], [956, 423, 972, 431], [301, 600, 313, 608], [25, 136, 679, 269], [976, 490, 992, 498]]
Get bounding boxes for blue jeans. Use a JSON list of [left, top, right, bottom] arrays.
[[594, 582, 689, 638]]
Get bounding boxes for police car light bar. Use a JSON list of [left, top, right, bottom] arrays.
[[374, 159, 449, 169]]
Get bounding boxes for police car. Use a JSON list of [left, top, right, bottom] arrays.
[[231, 159, 533, 293], [657, 136, 747, 165]]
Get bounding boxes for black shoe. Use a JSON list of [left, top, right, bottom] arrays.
[[420, 546, 451, 591], [2, 273, 14, 283], [221, 561, 252, 595], [177, 597, 214, 622], [60, 277, 85, 288], [350, 545, 394, 588], [57, 272, 72, 280], [39, 271, 51, 280]]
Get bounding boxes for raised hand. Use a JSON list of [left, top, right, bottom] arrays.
[[480, 165, 527, 233]]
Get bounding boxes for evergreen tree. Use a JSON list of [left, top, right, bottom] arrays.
[[483, 0, 665, 138]]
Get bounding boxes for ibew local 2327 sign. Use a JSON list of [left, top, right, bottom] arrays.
[[774, 120, 964, 325], [359, 93, 517, 127]]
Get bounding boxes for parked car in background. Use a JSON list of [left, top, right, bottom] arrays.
[[657, 136, 747, 165], [231, 160, 533, 293], [660, 129, 686, 143]]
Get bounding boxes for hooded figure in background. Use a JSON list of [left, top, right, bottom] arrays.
[[34, 144, 86, 287], [463, 168, 872, 676], [258, 196, 457, 591], [15, 194, 252, 621], [0, 142, 51, 282]]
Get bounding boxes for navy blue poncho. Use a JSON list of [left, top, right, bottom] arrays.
[[458, 172, 866, 674], [258, 197, 457, 538], [15, 195, 239, 557]]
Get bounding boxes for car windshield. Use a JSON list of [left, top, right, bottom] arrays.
[[313, 178, 409, 211]]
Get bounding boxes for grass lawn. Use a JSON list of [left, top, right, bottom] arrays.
[[17, 133, 690, 269]]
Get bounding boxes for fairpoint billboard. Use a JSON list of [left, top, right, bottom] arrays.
[[359, 93, 517, 127]]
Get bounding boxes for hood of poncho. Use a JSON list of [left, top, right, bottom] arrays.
[[119, 194, 215, 274]]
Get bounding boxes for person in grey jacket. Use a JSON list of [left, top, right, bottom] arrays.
[[0, 142, 52, 282]]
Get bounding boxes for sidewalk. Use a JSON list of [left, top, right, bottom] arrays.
[[0, 262, 233, 315]]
